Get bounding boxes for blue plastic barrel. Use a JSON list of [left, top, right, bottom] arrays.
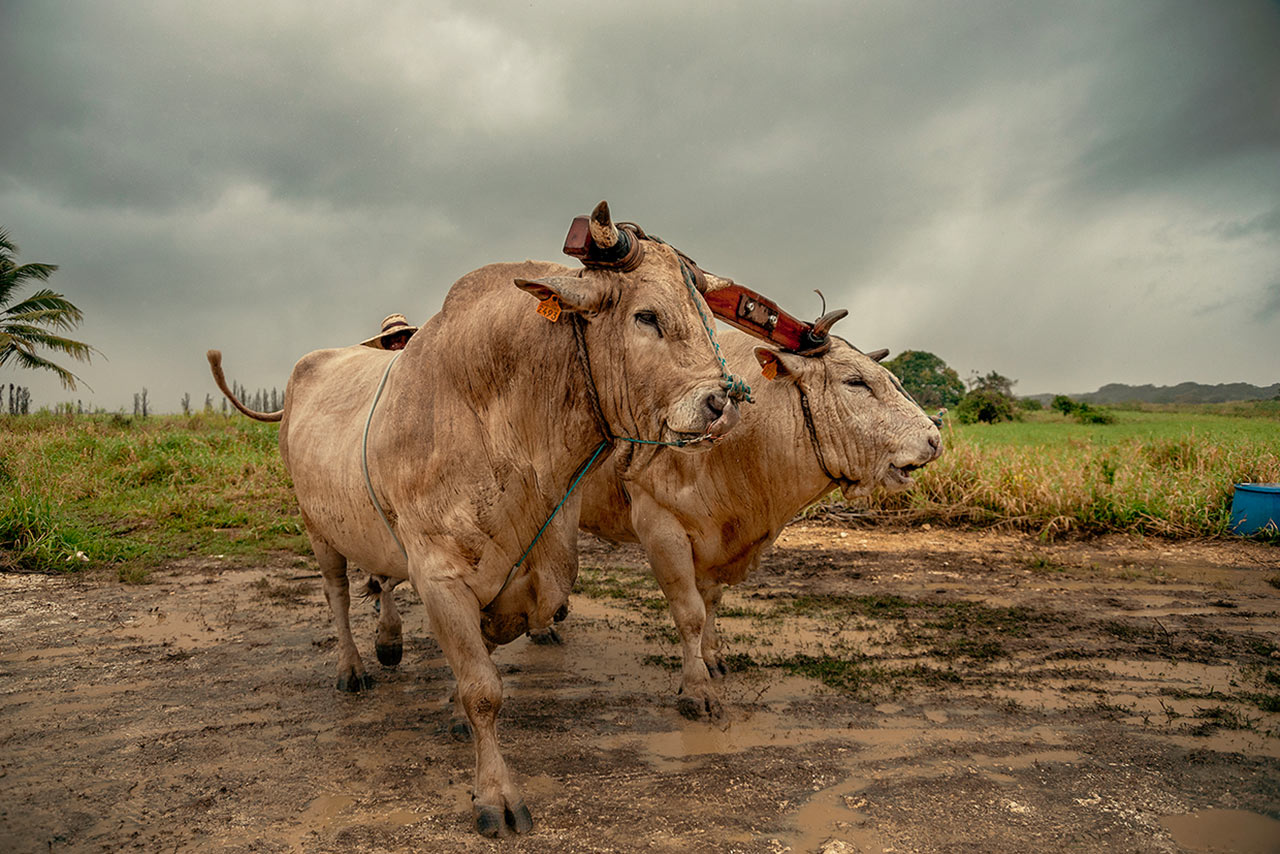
[[1230, 483, 1280, 535]]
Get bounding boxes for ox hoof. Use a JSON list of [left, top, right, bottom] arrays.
[[553, 603, 569, 622], [676, 693, 723, 721], [376, 641, 403, 667], [528, 626, 563, 646], [336, 672, 374, 693], [473, 802, 533, 838], [449, 718, 473, 742]]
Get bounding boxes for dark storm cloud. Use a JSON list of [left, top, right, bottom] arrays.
[[2, 0, 1278, 409], [1068, 1, 1280, 200]]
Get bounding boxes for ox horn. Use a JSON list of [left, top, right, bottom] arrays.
[[700, 272, 735, 294], [865, 348, 890, 363], [794, 307, 848, 356], [811, 309, 848, 339], [588, 200, 620, 249]]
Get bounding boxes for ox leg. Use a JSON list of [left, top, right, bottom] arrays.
[[375, 576, 404, 667], [526, 624, 563, 645], [312, 537, 372, 693], [633, 498, 723, 721], [698, 578, 728, 678], [526, 601, 567, 646], [447, 685, 473, 742], [415, 575, 531, 837]]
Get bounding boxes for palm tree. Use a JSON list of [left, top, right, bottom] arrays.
[[0, 228, 96, 390]]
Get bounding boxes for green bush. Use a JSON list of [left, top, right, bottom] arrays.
[[1052, 395, 1078, 415], [1074, 404, 1116, 425], [955, 389, 1016, 424]]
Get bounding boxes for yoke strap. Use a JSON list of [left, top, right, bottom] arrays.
[[796, 383, 847, 489], [362, 353, 408, 563]]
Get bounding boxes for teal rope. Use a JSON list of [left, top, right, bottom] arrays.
[[591, 237, 752, 449], [362, 352, 408, 563], [648, 235, 753, 405], [488, 438, 611, 607]]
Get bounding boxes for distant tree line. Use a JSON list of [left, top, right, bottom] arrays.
[[6, 383, 31, 415], [885, 350, 1117, 426], [227, 382, 282, 413]]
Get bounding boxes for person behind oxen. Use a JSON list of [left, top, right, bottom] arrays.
[[361, 313, 418, 351]]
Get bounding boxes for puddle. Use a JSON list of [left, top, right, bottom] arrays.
[[595, 711, 841, 772], [277, 792, 427, 850], [1160, 809, 1280, 854], [116, 608, 227, 649], [781, 780, 884, 854]]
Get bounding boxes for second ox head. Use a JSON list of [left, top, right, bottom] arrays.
[[755, 330, 942, 496], [515, 201, 740, 449]]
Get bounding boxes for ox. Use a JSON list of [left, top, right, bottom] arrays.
[[208, 202, 743, 837], [575, 322, 942, 719]]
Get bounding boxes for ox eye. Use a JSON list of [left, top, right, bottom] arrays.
[[844, 377, 869, 390], [634, 310, 663, 338]]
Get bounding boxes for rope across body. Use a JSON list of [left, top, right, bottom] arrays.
[[359, 232, 748, 608], [362, 352, 407, 563], [359, 349, 605, 607]]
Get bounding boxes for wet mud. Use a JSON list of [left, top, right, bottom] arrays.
[[1, 526, 1277, 853]]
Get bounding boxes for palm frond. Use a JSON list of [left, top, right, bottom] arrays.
[[1, 225, 60, 310], [3, 289, 86, 330], [0, 325, 97, 363], [1, 346, 84, 390]]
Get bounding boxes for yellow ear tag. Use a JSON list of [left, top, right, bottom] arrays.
[[536, 295, 562, 323], [761, 360, 778, 380]]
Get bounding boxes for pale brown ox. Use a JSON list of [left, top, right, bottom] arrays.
[[207, 202, 741, 838], [576, 327, 941, 719]]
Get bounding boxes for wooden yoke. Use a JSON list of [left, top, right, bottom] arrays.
[[561, 206, 841, 356], [701, 283, 827, 355]]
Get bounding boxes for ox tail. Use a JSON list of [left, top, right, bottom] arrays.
[[206, 349, 284, 422], [359, 576, 383, 601]]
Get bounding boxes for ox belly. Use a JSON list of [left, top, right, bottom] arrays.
[[278, 348, 411, 581]]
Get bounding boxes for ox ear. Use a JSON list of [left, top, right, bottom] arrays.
[[514, 276, 606, 317], [865, 348, 890, 363], [754, 347, 806, 382]]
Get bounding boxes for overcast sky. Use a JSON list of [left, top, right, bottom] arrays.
[[3, 0, 1278, 412]]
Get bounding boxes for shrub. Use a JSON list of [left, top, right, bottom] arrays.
[[955, 389, 1016, 424], [1052, 395, 1078, 415], [1073, 404, 1116, 424]]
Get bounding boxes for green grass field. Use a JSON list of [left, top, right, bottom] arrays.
[[861, 407, 1280, 538], [2, 404, 1276, 577], [0, 412, 304, 577]]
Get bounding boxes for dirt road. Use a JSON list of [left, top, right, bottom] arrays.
[[2, 525, 1278, 853]]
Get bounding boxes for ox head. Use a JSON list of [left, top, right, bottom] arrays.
[[754, 334, 942, 497], [514, 201, 740, 449]]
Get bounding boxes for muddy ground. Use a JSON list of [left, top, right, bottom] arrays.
[[2, 525, 1278, 854]]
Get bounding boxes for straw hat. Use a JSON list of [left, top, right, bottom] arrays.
[[361, 313, 418, 349]]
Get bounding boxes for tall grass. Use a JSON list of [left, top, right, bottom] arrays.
[[863, 410, 1280, 538], [1, 412, 305, 576], [3, 407, 1276, 576]]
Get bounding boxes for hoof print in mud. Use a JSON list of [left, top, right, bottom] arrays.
[[676, 696, 704, 720], [375, 641, 403, 667], [528, 626, 563, 646], [336, 672, 373, 693], [474, 802, 533, 838]]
